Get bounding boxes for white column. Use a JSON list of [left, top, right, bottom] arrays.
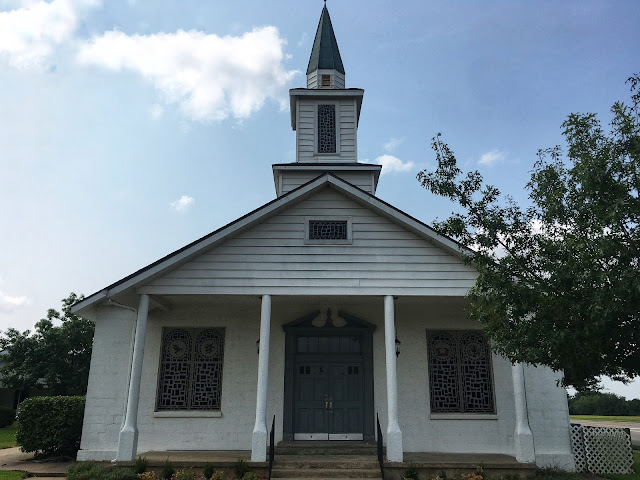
[[512, 362, 536, 463], [384, 295, 403, 462], [252, 295, 271, 462], [116, 294, 150, 461]]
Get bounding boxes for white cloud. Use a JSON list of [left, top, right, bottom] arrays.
[[0, 290, 30, 312], [479, 149, 506, 166], [0, 0, 101, 70], [77, 26, 298, 122], [383, 137, 404, 152], [373, 154, 415, 175], [150, 103, 163, 120], [297, 32, 308, 48], [170, 195, 194, 212]]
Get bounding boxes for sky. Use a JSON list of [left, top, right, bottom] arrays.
[[0, 0, 638, 398]]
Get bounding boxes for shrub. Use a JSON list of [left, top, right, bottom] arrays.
[[211, 472, 228, 480], [18, 396, 85, 457], [173, 470, 194, 480], [161, 459, 175, 480], [0, 407, 16, 428], [241, 473, 259, 480], [68, 462, 106, 480], [403, 463, 419, 480], [234, 459, 249, 480], [105, 468, 138, 480], [138, 473, 158, 480], [202, 464, 215, 480], [134, 457, 148, 475]]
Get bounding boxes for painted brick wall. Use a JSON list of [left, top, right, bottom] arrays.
[[78, 305, 135, 461], [524, 364, 575, 469], [78, 297, 573, 466]]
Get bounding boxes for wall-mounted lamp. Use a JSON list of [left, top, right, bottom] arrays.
[[256, 339, 260, 354], [395, 337, 401, 357]]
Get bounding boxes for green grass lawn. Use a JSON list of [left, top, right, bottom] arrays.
[[0, 472, 25, 480], [0, 422, 18, 449], [570, 416, 640, 423]]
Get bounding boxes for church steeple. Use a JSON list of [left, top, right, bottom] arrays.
[[306, 4, 345, 89], [272, 4, 382, 197]]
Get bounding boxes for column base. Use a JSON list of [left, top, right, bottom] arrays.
[[116, 426, 138, 462], [514, 430, 535, 463], [251, 429, 267, 462], [386, 428, 403, 462]]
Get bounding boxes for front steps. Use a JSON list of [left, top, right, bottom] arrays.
[[271, 442, 382, 480]]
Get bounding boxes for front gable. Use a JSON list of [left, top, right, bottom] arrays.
[[139, 186, 477, 297]]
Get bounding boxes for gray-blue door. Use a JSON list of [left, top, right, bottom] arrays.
[[294, 359, 364, 440]]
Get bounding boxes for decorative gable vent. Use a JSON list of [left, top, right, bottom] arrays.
[[309, 220, 347, 240], [305, 217, 352, 244]]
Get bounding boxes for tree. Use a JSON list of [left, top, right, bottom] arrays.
[[0, 293, 94, 396], [568, 392, 630, 416], [417, 75, 640, 391]]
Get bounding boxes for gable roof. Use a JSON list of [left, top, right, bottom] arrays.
[[71, 173, 471, 316], [307, 5, 345, 75]]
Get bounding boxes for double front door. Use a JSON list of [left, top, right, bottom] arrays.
[[293, 358, 364, 440]]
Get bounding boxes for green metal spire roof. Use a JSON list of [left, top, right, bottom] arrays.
[[306, 4, 345, 75]]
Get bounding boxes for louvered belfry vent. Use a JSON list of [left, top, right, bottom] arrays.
[[309, 220, 348, 240]]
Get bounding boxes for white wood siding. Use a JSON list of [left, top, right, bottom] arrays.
[[306, 71, 318, 89], [141, 188, 477, 296], [297, 101, 315, 162], [281, 171, 374, 194], [296, 99, 357, 163]]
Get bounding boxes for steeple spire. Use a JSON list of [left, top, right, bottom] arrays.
[[306, 4, 345, 89]]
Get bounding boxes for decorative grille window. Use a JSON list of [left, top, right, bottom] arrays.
[[427, 330, 495, 414], [156, 328, 225, 411], [317, 104, 336, 153], [308, 220, 347, 240]]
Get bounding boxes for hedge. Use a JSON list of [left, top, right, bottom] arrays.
[[17, 396, 85, 457]]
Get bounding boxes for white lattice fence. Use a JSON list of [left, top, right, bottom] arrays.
[[570, 424, 634, 474]]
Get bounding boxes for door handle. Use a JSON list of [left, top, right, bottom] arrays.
[[325, 395, 329, 410], [329, 396, 333, 410]]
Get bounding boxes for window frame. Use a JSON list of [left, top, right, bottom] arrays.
[[426, 329, 497, 417], [155, 327, 225, 413], [304, 216, 353, 245], [314, 101, 340, 156]]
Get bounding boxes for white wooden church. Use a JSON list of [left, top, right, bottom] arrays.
[[72, 5, 575, 470]]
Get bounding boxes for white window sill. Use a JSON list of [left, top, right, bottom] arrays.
[[430, 413, 498, 420], [153, 411, 222, 418]]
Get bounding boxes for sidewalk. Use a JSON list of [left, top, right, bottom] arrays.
[[0, 447, 70, 477]]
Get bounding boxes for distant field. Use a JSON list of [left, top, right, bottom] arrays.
[[570, 415, 640, 423]]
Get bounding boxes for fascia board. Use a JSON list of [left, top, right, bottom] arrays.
[[272, 164, 381, 172]]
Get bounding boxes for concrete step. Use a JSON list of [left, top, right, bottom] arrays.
[[272, 469, 380, 478], [274, 455, 378, 469], [274, 441, 377, 456]]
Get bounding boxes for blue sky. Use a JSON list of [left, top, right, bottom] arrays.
[[0, 0, 638, 397]]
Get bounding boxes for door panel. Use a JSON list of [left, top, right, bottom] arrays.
[[294, 363, 329, 436], [293, 356, 364, 438]]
